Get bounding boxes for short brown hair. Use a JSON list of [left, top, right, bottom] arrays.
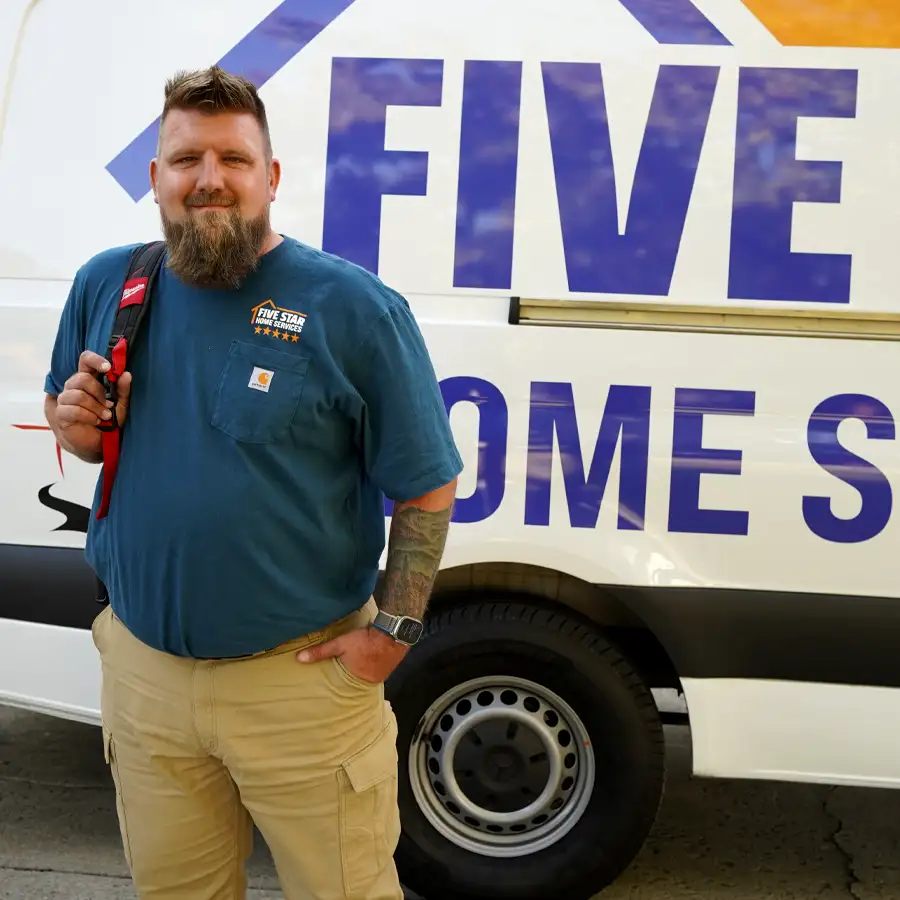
[[159, 66, 272, 159]]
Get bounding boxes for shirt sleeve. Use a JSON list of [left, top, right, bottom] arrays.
[[351, 295, 464, 502], [44, 270, 87, 396]]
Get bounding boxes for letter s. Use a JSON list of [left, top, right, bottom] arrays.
[[803, 394, 894, 543]]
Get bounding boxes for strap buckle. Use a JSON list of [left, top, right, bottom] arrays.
[[97, 371, 119, 432]]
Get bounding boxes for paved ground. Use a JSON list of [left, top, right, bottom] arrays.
[[1, 706, 899, 900]]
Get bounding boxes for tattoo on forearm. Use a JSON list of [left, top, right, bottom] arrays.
[[379, 503, 453, 620]]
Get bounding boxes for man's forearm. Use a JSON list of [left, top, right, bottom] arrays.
[[379, 481, 456, 621]]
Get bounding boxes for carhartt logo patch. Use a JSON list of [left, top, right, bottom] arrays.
[[250, 299, 306, 342], [249, 367, 274, 392]]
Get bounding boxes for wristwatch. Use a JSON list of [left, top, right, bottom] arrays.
[[372, 610, 424, 646]]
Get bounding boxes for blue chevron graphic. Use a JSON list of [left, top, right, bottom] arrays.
[[619, 0, 730, 44], [106, 0, 360, 201]]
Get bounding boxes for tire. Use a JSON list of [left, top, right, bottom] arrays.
[[385, 599, 665, 900]]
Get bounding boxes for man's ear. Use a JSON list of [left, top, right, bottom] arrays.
[[149, 158, 159, 205], [268, 157, 282, 202]]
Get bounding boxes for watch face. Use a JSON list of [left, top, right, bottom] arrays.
[[396, 617, 424, 644]]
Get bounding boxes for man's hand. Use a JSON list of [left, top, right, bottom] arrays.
[[296, 626, 408, 684], [46, 351, 133, 462]]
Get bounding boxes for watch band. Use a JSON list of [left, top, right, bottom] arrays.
[[372, 610, 424, 646]]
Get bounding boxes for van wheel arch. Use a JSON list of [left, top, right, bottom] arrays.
[[423, 577, 684, 693]]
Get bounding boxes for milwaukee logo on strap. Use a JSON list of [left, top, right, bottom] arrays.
[[120, 278, 149, 308]]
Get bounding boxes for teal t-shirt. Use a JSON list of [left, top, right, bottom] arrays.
[[45, 237, 463, 658]]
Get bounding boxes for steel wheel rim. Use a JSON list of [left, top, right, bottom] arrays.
[[408, 675, 596, 858]]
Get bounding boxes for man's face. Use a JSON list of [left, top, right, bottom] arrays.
[[150, 108, 280, 289]]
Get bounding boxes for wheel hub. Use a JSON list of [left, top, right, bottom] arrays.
[[409, 676, 596, 858], [479, 745, 526, 788]]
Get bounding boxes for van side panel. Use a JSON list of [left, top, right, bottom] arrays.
[[2, 0, 900, 786]]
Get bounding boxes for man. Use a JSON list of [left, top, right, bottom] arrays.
[[43, 66, 462, 900]]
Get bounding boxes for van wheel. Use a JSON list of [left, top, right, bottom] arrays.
[[385, 599, 666, 900]]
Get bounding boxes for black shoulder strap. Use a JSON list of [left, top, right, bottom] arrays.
[[104, 241, 167, 370], [95, 241, 166, 527]]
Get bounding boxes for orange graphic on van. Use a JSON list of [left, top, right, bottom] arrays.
[[741, 0, 900, 49]]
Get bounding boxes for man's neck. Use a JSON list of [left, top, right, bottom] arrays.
[[259, 230, 284, 257]]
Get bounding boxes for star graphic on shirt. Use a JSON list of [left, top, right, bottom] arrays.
[[281, 331, 290, 341], [291, 334, 299, 343], [254, 326, 262, 334], [263, 327, 272, 336], [273, 329, 281, 339]]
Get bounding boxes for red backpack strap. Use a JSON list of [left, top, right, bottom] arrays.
[[95, 241, 166, 520]]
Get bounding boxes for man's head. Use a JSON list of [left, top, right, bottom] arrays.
[[150, 66, 281, 290]]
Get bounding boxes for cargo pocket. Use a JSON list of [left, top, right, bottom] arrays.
[[210, 340, 310, 444], [338, 716, 401, 899], [103, 726, 134, 873]]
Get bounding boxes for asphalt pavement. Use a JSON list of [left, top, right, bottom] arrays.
[[2, 705, 900, 899]]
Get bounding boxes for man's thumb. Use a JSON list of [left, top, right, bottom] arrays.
[[297, 637, 342, 663], [117, 371, 132, 399], [114, 372, 132, 424]]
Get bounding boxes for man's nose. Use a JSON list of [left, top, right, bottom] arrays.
[[195, 154, 226, 192]]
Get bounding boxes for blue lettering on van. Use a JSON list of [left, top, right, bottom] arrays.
[[432, 378, 892, 543], [320, 57, 857, 304], [453, 61, 523, 290], [728, 68, 858, 305], [322, 58, 443, 274], [668, 388, 756, 536], [318, 57, 720, 296], [442, 377, 509, 523], [542, 63, 719, 296], [803, 394, 894, 543], [524, 383, 651, 530]]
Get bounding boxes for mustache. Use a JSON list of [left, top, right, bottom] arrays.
[[185, 192, 237, 207]]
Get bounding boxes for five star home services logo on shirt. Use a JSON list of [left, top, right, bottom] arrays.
[[250, 299, 306, 342]]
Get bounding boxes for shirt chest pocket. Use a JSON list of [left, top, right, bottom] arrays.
[[211, 340, 310, 444]]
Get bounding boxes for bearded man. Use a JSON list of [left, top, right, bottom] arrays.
[[42, 66, 462, 900]]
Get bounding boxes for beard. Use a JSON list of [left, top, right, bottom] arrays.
[[161, 193, 271, 290]]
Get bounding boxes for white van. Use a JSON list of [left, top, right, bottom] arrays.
[[2, 1, 899, 898]]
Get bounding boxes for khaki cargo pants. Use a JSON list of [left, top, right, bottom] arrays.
[[91, 598, 403, 900]]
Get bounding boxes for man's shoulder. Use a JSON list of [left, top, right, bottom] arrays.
[[281, 238, 405, 317]]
